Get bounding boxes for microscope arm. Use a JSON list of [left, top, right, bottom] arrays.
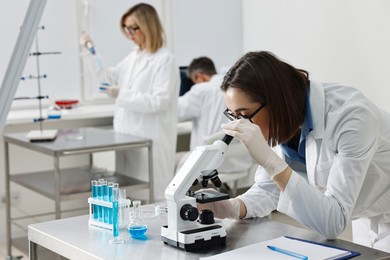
[[165, 135, 232, 231]]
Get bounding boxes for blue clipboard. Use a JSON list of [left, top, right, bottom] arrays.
[[285, 236, 361, 260]]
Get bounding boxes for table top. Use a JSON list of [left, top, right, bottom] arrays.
[[4, 127, 152, 156], [28, 208, 390, 260]]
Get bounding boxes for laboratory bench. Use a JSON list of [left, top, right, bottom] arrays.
[[27, 208, 390, 260], [4, 127, 154, 257]]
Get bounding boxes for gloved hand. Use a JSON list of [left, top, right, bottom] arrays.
[[222, 119, 288, 179], [80, 32, 96, 55], [100, 84, 120, 99], [80, 32, 92, 49], [79, 32, 92, 48], [196, 189, 241, 219]]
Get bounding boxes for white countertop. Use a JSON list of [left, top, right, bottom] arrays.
[[6, 104, 192, 134], [6, 104, 115, 125], [28, 212, 387, 260]]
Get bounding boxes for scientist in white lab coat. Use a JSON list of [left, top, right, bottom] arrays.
[[199, 51, 390, 252], [176, 57, 253, 181], [80, 3, 180, 201], [177, 57, 225, 152]]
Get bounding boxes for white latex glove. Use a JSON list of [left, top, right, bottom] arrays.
[[100, 84, 119, 99], [196, 189, 240, 219], [222, 119, 288, 179], [79, 32, 91, 48]]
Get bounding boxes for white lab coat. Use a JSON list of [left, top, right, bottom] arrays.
[[239, 80, 390, 252], [99, 47, 179, 201], [177, 75, 253, 174], [178, 75, 226, 150]]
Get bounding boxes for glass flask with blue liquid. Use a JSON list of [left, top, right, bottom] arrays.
[[128, 200, 148, 239]]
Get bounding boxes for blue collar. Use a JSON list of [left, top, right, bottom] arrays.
[[281, 82, 313, 163]]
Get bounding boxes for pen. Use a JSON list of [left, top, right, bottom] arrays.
[[267, 245, 308, 260]]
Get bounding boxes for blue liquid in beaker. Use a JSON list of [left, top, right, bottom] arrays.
[[128, 225, 148, 239]]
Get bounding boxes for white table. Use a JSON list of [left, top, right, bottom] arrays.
[[28, 209, 390, 260]]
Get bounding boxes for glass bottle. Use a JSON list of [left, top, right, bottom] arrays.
[[127, 200, 148, 239]]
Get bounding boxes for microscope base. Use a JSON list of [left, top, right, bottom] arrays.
[[161, 224, 226, 251]]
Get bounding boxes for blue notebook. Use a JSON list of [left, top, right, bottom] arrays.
[[285, 236, 361, 260]]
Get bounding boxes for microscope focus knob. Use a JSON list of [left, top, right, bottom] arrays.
[[180, 204, 199, 221], [199, 209, 215, 224]]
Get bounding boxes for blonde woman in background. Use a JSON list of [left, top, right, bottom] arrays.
[[80, 3, 180, 201]]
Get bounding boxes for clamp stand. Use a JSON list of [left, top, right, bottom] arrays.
[[16, 26, 61, 141]]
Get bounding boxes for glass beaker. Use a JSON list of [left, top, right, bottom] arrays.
[[128, 200, 148, 239]]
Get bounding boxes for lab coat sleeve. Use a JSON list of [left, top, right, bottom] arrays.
[[116, 53, 179, 113], [238, 166, 280, 218], [278, 105, 379, 239], [177, 85, 203, 122]]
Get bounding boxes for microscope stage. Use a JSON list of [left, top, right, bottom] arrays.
[[193, 190, 230, 204]]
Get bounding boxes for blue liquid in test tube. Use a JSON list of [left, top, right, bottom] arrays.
[[91, 180, 98, 220], [96, 180, 103, 222], [107, 182, 114, 224], [101, 181, 108, 223], [109, 185, 124, 244], [112, 187, 119, 237]]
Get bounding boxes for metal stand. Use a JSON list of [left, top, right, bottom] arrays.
[[1, 1, 48, 257], [19, 26, 62, 141], [0, 0, 47, 131]]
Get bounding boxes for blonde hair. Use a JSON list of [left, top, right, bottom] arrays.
[[120, 3, 165, 53]]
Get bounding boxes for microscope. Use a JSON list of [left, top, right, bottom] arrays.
[[161, 135, 233, 251]]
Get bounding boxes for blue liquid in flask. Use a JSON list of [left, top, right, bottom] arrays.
[[128, 200, 147, 239], [129, 225, 148, 238]]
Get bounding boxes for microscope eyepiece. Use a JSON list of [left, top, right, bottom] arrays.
[[201, 179, 209, 188], [210, 175, 222, 188]]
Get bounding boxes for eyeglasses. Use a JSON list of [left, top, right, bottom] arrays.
[[223, 103, 267, 122], [124, 25, 140, 35]]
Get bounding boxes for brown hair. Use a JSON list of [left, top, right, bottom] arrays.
[[120, 3, 165, 53], [221, 51, 309, 146], [187, 56, 217, 79]]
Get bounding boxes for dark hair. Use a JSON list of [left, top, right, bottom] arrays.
[[120, 3, 165, 53], [187, 57, 217, 79], [221, 51, 309, 146]]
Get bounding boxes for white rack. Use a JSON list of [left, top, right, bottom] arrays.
[[88, 197, 131, 230]]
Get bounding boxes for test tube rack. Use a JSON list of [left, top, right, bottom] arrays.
[[88, 197, 131, 230]]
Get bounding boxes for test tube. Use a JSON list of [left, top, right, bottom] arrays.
[[107, 182, 114, 224], [119, 188, 129, 238], [101, 181, 108, 223], [91, 180, 98, 220], [112, 183, 119, 225], [109, 186, 124, 244], [96, 180, 103, 222]]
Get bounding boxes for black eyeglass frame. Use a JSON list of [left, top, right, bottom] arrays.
[[223, 103, 267, 123], [124, 25, 140, 35]]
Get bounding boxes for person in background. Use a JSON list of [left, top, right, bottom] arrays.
[[176, 57, 253, 188], [199, 51, 390, 252], [80, 3, 180, 201]]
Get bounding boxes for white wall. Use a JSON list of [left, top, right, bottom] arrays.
[[242, 0, 390, 112], [0, 0, 81, 108], [171, 0, 242, 70]]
